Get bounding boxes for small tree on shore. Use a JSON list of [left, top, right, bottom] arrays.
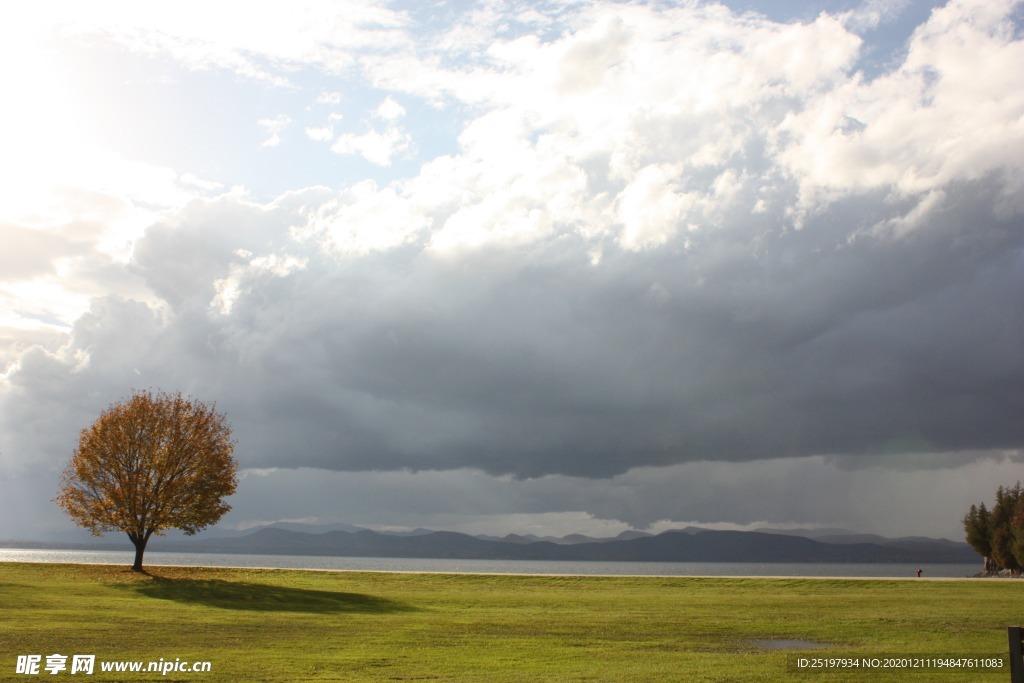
[[56, 389, 238, 571], [989, 484, 1023, 573], [963, 482, 1024, 574], [963, 503, 994, 572]]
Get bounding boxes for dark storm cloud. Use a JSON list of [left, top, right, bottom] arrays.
[[8, 172, 1016, 481]]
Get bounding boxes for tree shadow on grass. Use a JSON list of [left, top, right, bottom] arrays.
[[120, 578, 414, 614]]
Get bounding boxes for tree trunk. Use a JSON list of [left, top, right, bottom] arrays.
[[128, 532, 150, 572]]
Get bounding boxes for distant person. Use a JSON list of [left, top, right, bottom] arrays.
[[916, 568, 922, 577]]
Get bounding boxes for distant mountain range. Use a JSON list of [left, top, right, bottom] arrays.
[[2, 522, 978, 564]]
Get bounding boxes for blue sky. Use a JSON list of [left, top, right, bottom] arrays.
[[1, 0, 1022, 542]]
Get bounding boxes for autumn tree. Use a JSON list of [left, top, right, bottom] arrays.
[[56, 390, 238, 571]]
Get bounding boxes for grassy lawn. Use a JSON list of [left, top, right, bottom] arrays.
[[0, 562, 1018, 681]]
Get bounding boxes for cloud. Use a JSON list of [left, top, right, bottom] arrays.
[[300, 180, 431, 254], [331, 125, 412, 166], [205, 450, 1024, 539], [6, 1, 1024, 476], [30, 0, 413, 84], [258, 115, 292, 147], [305, 125, 335, 142], [841, 0, 911, 31], [374, 96, 406, 121], [615, 164, 694, 250], [774, 0, 1024, 225], [211, 252, 308, 315], [5, 177, 1019, 483], [1, 1, 1022, 540], [0, 224, 85, 281]]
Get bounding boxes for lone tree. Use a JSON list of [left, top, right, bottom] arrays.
[[56, 389, 238, 571]]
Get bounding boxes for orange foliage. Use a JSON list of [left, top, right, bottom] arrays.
[[56, 390, 238, 568]]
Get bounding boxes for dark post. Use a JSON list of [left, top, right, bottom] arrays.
[[1009, 626, 1023, 683]]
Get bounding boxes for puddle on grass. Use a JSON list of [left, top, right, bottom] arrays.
[[747, 639, 828, 650]]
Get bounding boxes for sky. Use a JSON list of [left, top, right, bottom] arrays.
[[1, 0, 1022, 543]]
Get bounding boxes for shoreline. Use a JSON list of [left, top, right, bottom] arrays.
[[0, 557, 992, 581]]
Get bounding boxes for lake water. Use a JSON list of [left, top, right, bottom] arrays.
[[0, 548, 981, 578]]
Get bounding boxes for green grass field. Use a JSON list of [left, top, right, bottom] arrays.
[[0, 562, 1019, 681]]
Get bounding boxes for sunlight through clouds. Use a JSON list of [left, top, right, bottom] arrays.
[[1, 0, 1022, 541]]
